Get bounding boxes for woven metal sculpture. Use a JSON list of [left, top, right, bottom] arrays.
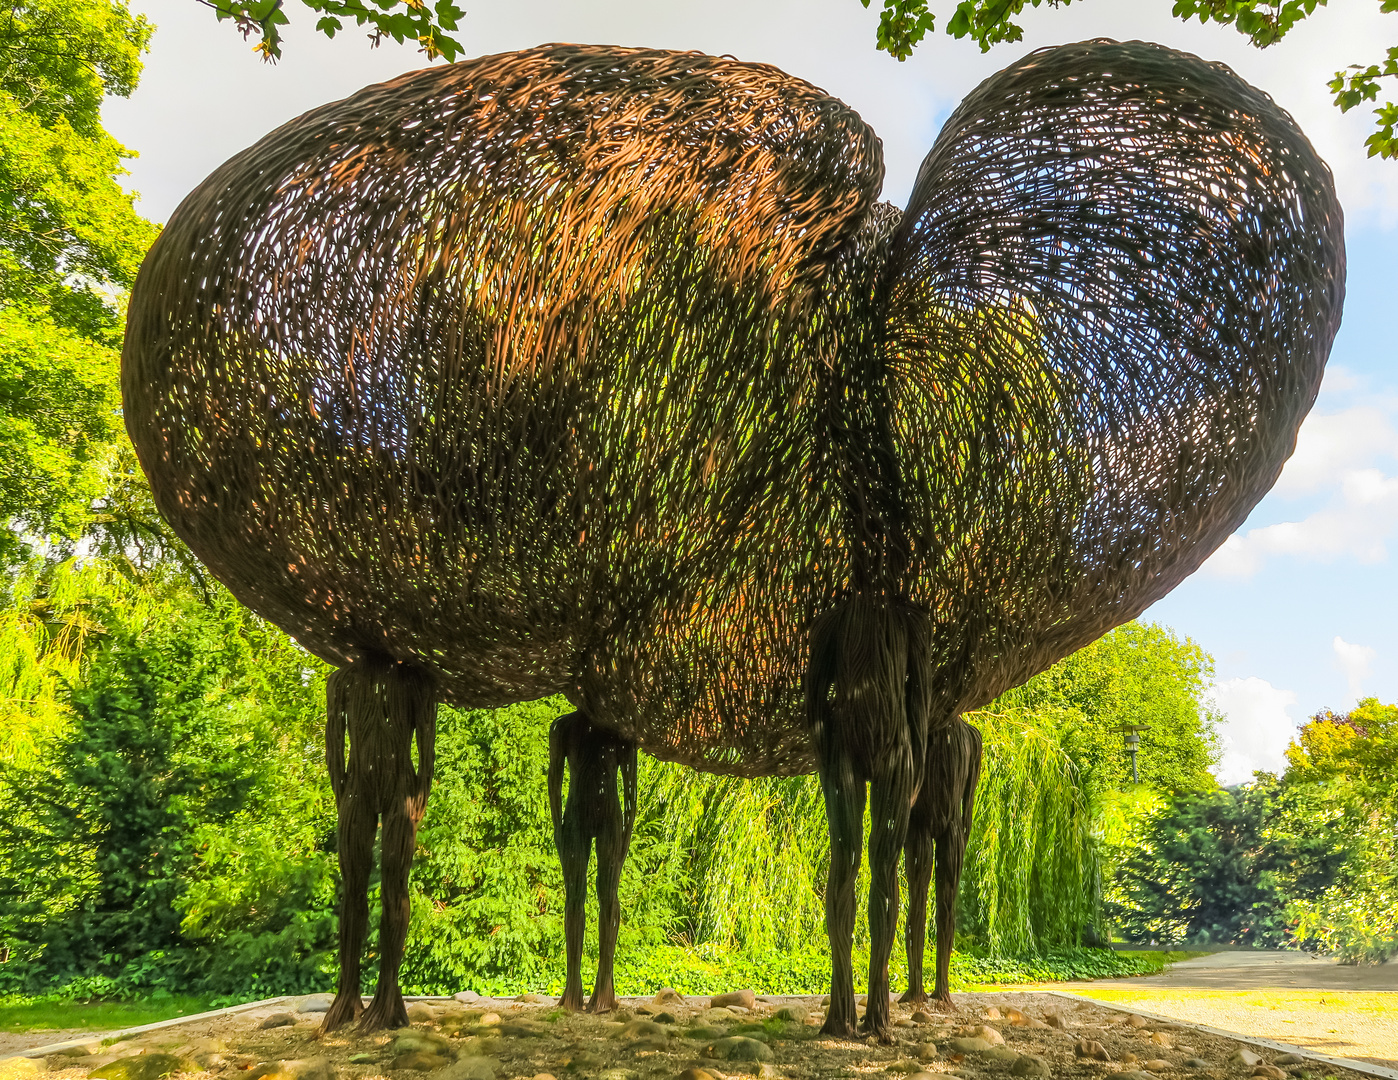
[[549, 712, 638, 1012], [122, 39, 1344, 1037], [902, 718, 981, 1009]]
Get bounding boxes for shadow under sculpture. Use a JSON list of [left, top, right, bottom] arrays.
[[121, 40, 1344, 1037]]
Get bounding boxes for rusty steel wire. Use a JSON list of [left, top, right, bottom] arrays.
[[124, 40, 1341, 776]]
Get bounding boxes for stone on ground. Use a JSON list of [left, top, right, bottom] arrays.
[[406, 1004, 439, 1024], [89, 1054, 202, 1080], [711, 990, 756, 1010], [884, 1059, 923, 1073], [1229, 1049, 1262, 1068], [774, 1005, 807, 1023], [296, 995, 333, 1014], [452, 992, 479, 1004], [1044, 1013, 1068, 1030], [915, 1043, 939, 1063], [703, 1037, 773, 1062], [654, 989, 685, 1005], [1074, 1040, 1110, 1062], [1142, 1060, 1172, 1072], [957, 1026, 1004, 1046], [391, 1031, 454, 1057], [984, 1007, 1002, 1020], [1274, 1055, 1305, 1066], [675, 1070, 718, 1080], [0, 1059, 43, 1080], [911, 1012, 933, 1025], [946, 1039, 994, 1054], [257, 1013, 297, 1030], [249, 1059, 336, 1080], [1150, 1032, 1174, 1048], [1184, 1060, 1210, 1070], [1119, 1072, 1158, 1080], [1252, 1067, 1288, 1079], [1126, 1016, 1151, 1029], [1011, 1054, 1051, 1077], [438, 1058, 499, 1080]]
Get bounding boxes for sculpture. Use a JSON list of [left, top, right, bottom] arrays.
[[549, 712, 638, 1013], [901, 718, 982, 1010], [122, 39, 1344, 1037]]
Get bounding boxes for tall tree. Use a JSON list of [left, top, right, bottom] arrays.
[[0, 1, 157, 562]]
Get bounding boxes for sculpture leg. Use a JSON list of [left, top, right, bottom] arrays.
[[899, 806, 934, 1006], [587, 798, 628, 1014], [557, 813, 590, 1012], [359, 800, 418, 1030], [322, 793, 376, 1033], [861, 766, 913, 1042], [931, 829, 966, 1011], [819, 762, 865, 1039]]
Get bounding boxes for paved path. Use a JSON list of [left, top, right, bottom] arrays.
[[1040, 951, 1398, 1069], [1067, 950, 1398, 992]]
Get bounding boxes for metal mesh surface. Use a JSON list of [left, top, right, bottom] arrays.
[[123, 40, 1344, 776]]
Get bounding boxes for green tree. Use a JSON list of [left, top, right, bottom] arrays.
[[858, 0, 1398, 160], [998, 622, 1220, 796], [0, 1, 157, 561], [1285, 701, 1398, 963], [1108, 781, 1348, 946], [0, 561, 333, 996]]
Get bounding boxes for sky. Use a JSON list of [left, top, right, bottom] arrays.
[[102, 0, 1398, 785]]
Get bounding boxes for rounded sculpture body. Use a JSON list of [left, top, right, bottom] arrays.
[[123, 40, 1344, 1033]]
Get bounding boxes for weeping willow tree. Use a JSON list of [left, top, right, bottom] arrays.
[[642, 702, 1100, 959], [956, 708, 1100, 954]]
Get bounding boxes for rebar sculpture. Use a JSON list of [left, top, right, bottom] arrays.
[[122, 39, 1344, 1038], [549, 712, 638, 1013], [901, 718, 982, 1011]]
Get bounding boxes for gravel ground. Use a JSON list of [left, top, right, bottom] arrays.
[[1052, 989, 1398, 1071], [0, 991, 1384, 1080]]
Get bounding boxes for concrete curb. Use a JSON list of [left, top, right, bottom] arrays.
[[1037, 989, 1398, 1080]]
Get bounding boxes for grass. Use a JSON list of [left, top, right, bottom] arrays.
[[0, 995, 220, 1034]]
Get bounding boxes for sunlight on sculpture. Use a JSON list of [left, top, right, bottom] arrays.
[[122, 40, 1343, 1038]]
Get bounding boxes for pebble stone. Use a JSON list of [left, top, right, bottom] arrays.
[[1143, 1059, 1173, 1072], [1074, 1040, 1111, 1062], [1011, 1054, 1052, 1077], [257, 1013, 297, 1030]]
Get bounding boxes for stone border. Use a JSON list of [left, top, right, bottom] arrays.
[[1035, 989, 1398, 1080]]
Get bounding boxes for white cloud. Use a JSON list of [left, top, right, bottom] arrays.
[[1205, 394, 1398, 579], [1208, 677, 1300, 785], [1271, 406, 1398, 497], [1333, 636, 1376, 700], [1206, 467, 1398, 577]]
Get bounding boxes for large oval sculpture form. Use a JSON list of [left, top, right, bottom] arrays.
[[123, 40, 1343, 1034]]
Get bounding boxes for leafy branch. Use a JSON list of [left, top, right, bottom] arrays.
[[194, 0, 466, 62], [862, 0, 1398, 159]]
